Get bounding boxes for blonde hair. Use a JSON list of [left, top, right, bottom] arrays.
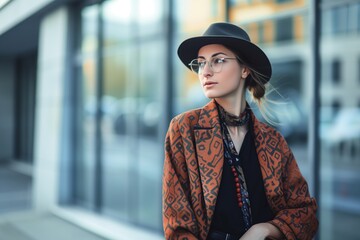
[[243, 63, 283, 126]]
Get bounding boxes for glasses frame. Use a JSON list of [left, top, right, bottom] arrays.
[[188, 57, 239, 74]]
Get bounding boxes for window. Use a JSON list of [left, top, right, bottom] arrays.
[[73, 0, 165, 230], [348, 2, 358, 33], [230, 0, 252, 5], [332, 59, 341, 84], [322, 8, 332, 36], [331, 100, 341, 116], [320, 2, 360, 240], [275, 0, 292, 3], [332, 5, 348, 34], [258, 21, 265, 44], [275, 17, 293, 42]]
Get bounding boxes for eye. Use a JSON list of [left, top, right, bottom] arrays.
[[213, 58, 225, 65], [198, 60, 206, 68]]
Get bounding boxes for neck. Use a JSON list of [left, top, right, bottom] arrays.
[[215, 92, 247, 117]]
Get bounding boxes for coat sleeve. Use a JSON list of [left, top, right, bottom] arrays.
[[269, 137, 319, 240], [162, 117, 199, 240]]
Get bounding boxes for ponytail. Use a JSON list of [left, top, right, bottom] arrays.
[[223, 44, 280, 125], [245, 65, 280, 126]]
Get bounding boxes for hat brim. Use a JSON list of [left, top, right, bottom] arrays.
[[177, 36, 272, 83]]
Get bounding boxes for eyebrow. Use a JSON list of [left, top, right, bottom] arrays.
[[197, 52, 228, 59]]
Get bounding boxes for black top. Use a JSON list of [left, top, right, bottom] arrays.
[[209, 121, 274, 237]]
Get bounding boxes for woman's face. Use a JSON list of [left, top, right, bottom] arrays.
[[197, 44, 249, 100]]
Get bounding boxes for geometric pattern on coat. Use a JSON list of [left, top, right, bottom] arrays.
[[163, 99, 318, 240]]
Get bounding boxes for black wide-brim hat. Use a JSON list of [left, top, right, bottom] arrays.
[[177, 22, 272, 83]]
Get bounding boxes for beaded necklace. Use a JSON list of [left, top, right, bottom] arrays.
[[221, 123, 252, 230], [217, 103, 252, 231]]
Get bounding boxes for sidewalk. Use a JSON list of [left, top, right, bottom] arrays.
[[0, 166, 105, 240], [0, 211, 107, 240], [0, 167, 32, 215], [0, 165, 163, 240]]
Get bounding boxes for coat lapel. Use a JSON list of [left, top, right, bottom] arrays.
[[194, 100, 224, 227]]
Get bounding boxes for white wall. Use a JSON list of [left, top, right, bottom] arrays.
[[33, 6, 69, 210], [0, 59, 15, 161]]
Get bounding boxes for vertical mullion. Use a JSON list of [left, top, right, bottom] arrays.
[[165, 0, 174, 124], [130, 0, 140, 223], [225, 0, 230, 22], [309, 0, 321, 239], [94, 2, 104, 213]]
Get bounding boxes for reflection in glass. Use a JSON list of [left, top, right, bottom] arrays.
[[137, 40, 164, 229], [70, 0, 360, 237], [174, 0, 224, 115], [101, 0, 133, 220], [75, 5, 98, 209], [320, 1, 360, 239], [100, 0, 164, 229]]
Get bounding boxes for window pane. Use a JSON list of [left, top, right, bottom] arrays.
[[320, 1, 360, 239], [101, 0, 134, 221], [75, 5, 98, 209], [101, 0, 165, 229], [276, 0, 293, 3], [332, 5, 348, 34], [137, 40, 164, 229], [174, 0, 225, 115], [275, 17, 293, 42], [137, 0, 163, 36], [332, 59, 341, 83]]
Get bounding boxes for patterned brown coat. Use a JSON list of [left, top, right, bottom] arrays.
[[162, 100, 318, 240]]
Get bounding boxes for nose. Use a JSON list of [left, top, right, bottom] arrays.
[[201, 61, 213, 77]]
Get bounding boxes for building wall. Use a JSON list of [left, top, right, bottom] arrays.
[[0, 59, 15, 161], [33, 6, 70, 210]]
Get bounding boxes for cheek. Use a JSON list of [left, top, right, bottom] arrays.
[[222, 72, 241, 89]]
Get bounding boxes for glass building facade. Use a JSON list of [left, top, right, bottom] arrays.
[[0, 0, 359, 239], [74, 0, 165, 229]]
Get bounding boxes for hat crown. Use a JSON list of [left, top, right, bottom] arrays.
[[203, 22, 251, 42]]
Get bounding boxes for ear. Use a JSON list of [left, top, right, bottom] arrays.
[[241, 66, 250, 79]]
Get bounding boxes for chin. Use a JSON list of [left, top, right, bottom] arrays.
[[204, 92, 223, 99], [204, 93, 216, 99], [203, 90, 218, 99]]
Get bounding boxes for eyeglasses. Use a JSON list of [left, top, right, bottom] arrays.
[[188, 57, 238, 74]]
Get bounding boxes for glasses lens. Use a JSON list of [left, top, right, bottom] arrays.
[[189, 59, 200, 73], [211, 58, 224, 73]]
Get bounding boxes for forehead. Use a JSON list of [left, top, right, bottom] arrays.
[[198, 44, 234, 57]]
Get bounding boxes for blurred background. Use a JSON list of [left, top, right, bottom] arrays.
[[0, 0, 359, 239]]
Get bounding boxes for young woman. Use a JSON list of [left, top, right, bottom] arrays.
[[162, 22, 318, 240]]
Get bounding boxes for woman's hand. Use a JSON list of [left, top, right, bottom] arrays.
[[239, 222, 284, 240]]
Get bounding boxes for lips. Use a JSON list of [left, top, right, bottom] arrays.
[[203, 81, 217, 87]]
